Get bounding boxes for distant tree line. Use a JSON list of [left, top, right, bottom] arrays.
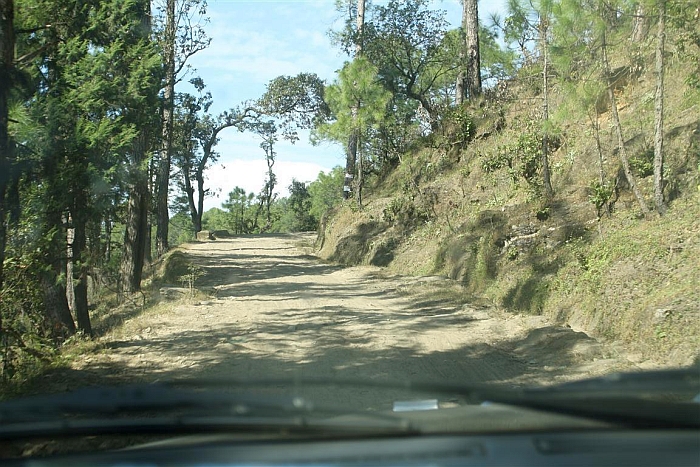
[[170, 167, 345, 243]]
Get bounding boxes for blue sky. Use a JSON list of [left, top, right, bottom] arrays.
[[181, 0, 507, 210]]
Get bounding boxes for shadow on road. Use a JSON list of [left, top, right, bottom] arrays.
[[26, 234, 613, 409]]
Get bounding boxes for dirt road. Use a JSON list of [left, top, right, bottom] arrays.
[[64, 233, 637, 410]]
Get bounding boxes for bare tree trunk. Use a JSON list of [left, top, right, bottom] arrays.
[[593, 110, 605, 186], [540, 15, 553, 198], [602, 36, 650, 215], [41, 275, 76, 336], [0, 0, 14, 303], [345, 0, 365, 200], [590, 106, 611, 228], [69, 170, 92, 335], [121, 135, 150, 293], [71, 207, 92, 335], [631, 4, 649, 42], [41, 212, 76, 335], [183, 162, 200, 233], [66, 222, 75, 313], [356, 135, 363, 209], [653, 0, 667, 214], [195, 169, 206, 233], [464, 0, 481, 99], [455, 0, 481, 105], [355, 0, 365, 56], [121, 182, 149, 293], [345, 131, 357, 200], [105, 213, 112, 263], [456, 3, 465, 106], [263, 146, 275, 228], [87, 219, 102, 298], [146, 154, 156, 264], [455, 74, 465, 105], [155, 0, 176, 258]]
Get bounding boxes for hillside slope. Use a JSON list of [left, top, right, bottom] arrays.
[[317, 49, 700, 367]]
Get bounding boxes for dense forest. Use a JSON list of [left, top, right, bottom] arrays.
[[0, 0, 698, 386]]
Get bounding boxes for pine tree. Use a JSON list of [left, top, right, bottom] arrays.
[[502, 0, 554, 196], [653, 0, 667, 214], [553, 0, 650, 215], [315, 58, 391, 207]]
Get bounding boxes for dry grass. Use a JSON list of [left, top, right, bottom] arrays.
[[318, 45, 700, 367]]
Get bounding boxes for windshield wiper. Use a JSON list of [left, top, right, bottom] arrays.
[[0, 383, 416, 441], [174, 367, 698, 429], [439, 367, 700, 429], [531, 367, 700, 396], [389, 367, 698, 429]]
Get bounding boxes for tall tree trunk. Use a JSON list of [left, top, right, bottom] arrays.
[[464, 0, 481, 99], [456, 24, 465, 104], [41, 212, 76, 336], [88, 219, 102, 296], [456, 0, 468, 104], [146, 154, 156, 263], [71, 207, 92, 335], [593, 110, 605, 186], [66, 222, 76, 313], [121, 181, 149, 293], [345, 0, 365, 200], [0, 183, 6, 308], [590, 107, 612, 220], [355, 0, 365, 56], [183, 163, 200, 233], [540, 15, 553, 197], [653, 0, 667, 214], [121, 135, 150, 294], [263, 146, 275, 228], [195, 169, 206, 233], [105, 216, 112, 262], [41, 274, 76, 336], [39, 110, 76, 335], [356, 134, 363, 209], [345, 132, 357, 200], [0, 0, 14, 302], [631, 4, 649, 42], [602, 36, 650, 215], [155, 0, 176, 258], [69, 168, 92, 335]]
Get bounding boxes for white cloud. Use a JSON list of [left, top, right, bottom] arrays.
[[188, 4, 344, 96]]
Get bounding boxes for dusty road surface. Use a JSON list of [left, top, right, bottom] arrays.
[[61, 233, 638, 411]]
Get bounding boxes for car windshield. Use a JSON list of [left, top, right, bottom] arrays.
[[0, 0, 699, 459]]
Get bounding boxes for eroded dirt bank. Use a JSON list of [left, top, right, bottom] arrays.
[[48, 233, 644, 410]]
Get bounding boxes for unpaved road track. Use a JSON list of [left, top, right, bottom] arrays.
[[61, 233, 636, 411]]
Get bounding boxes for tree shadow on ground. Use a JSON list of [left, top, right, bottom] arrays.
[[184, 246, 343, 291], [28, 319, 601, 411], [22, 234, 616, 410]]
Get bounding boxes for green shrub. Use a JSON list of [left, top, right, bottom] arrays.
[[482, 128, 543, 193], [588, 180, 616, 217], [629, 147, 654, 178]]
